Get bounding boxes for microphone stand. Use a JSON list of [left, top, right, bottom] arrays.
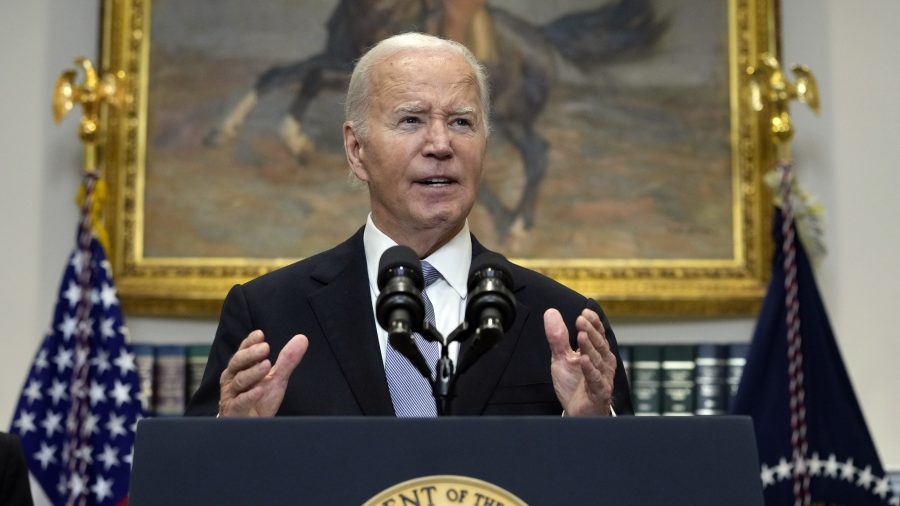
[[409, 320, 501, 416]]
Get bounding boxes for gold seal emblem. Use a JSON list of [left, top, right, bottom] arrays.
[[363, 475, 527, 506]]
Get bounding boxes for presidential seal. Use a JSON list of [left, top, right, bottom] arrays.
[[363, 475, 527, 506]]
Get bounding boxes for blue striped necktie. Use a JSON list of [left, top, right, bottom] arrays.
[[385, 260, 442, 417]]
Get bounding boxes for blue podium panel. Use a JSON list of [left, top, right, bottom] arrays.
[[129, 416, 763, 505]]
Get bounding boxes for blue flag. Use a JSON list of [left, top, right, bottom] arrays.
[[9, 174, 144, 505], [732, 176, 897, 505]]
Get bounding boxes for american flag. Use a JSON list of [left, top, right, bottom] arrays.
[[9, 173, 144, 506]]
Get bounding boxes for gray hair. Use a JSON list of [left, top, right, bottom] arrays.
[[344, 32, 491, 139]]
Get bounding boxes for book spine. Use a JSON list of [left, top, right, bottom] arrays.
[[694, 344, 728, 415], [132, 343, 156, 417], [155, 345, 187, 417], [186, 344, 212, 404], [662, 345, 695, 416], [631, 345, 662, 415], [726, 343, 750, 412]]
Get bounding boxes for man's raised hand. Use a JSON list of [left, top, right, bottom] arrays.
[[218, 330, 308, 417], [544, 308, 616, 416]]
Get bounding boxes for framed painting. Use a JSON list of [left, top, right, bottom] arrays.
[[99, 0, 779, 316]]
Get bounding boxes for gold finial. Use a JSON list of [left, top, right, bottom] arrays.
[[748, 53, 820, 156], [52, 58, 127, 171]]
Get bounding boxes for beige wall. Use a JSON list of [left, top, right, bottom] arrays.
[[2, 0, 898, 469]]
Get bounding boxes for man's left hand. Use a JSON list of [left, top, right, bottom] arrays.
[[544, 308, 616, 416]]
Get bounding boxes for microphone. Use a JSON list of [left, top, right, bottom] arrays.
[[375, 245, 425, 338], [375, 245, 432, 380], [459, 252, 516, 373]]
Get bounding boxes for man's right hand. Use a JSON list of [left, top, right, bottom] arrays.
[[218, 330, 308, 417]]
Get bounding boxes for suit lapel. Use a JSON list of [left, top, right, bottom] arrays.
[[307, 230, 394, 415], [453, 237, 531, 415]]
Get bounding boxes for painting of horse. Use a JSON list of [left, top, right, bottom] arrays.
[[145, 0, 732, 261]]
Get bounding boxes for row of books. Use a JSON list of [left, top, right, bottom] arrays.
[[620, 343, 750, 416], [132, 343, 211, 417], [131, 341, 751, 417]]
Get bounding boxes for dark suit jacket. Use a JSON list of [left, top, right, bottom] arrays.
[[0, 432, 34, 506], [186, 229, 633, 416]]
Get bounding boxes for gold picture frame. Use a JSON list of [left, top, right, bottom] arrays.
[[99, 0, 779, 317]]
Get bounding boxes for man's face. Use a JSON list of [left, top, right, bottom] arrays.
[[345, 49, 487, 246]]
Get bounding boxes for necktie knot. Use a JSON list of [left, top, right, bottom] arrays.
[[421, 260, 442, 288]]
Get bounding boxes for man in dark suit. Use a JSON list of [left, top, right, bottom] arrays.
[[0, 431, 34, 506], [186, 32, 632, 418]]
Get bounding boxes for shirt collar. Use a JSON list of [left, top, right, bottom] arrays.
[[363, 214, 471, 299]]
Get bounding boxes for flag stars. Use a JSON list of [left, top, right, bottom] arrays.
[[873, 476, 893, 498], [775, 457, 793, 480], [35, 349, 49, 371], [33, 442, 57, 470], [13, 410, 37, 436], [839, 458, 856, 481], [63, 281, 82, 308], [100, 259, 113, 278], [48, 378, 70, 404], [23, 379, 42, 404], [97, 444, 120, 471], [89, 381, 107, 406], [855, 465, 875, 490], [113, 349, 136, 376], [40, 411, 63, 437], [100, 317, 116, 340], [53, 348, 74, 373], [106, 413, 127, 439], [70, 250, 85, 274], [823, 454, 840, 478], [760, 464, 776, 486], [760, 453, 900, 504], [92, 475, 114, 502], [807, 453, 823, 476], [109, 380, 133, 407], [58, 313, 78, 341], [92, 349, 111, 374], [100, 282, 119, 309]]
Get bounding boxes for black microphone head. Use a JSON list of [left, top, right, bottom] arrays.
[[467, 252, 514, 292], [466, 252, 516, 332], [377, 245, 424, 290]]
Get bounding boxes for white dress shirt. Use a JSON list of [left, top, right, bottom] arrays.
[[363, 214, 470, 365]]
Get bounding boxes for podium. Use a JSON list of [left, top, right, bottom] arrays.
[[129, 416, 763, 505]]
